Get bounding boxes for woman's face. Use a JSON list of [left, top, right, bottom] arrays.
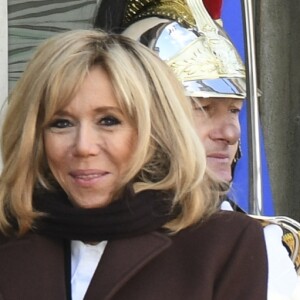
[[192, 97, 243, 182], [44, 67, 137, 208]]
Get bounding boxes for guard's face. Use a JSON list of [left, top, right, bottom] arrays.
[[192, 97, 243, 182], [44, 67, 137, 208]]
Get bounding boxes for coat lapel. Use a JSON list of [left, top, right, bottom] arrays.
[[84, 231, 172, 300], [0, 233, 68, 300]]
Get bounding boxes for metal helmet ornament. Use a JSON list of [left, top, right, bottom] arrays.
[[120, 0, 246, 99]]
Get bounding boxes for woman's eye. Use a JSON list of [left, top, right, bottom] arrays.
[[49, 119, 72, 128], [99, 116, 121, 126]]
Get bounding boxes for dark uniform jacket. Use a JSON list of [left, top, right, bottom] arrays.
[[0, 211, 267, 300]]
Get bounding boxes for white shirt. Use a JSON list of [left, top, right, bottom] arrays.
[[71, 240, 107, 300]]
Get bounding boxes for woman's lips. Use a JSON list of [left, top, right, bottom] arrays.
[[69, 170, 110, 187]]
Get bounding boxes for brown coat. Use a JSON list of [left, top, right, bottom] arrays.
[[0, 211, 267, 300]]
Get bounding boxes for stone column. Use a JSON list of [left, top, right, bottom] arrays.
[[256, 0, 300, 220]]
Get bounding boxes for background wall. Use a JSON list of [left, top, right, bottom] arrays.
[[0, 0, 8, 102], [0, 0, 8, 170], [256, 0, 300, 220], [7, 0, 99, 90]]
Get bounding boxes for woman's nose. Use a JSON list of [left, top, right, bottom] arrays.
[[73, 126, 100, 157]]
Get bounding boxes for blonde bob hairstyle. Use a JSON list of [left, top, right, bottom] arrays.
[[0, 29, 220, 235]]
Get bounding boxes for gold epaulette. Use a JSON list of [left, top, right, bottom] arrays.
[[250, 215, 300, 275]]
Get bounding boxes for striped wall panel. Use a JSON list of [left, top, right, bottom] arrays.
[[8, 0, 101, 90], [0, 0, 8, 107]]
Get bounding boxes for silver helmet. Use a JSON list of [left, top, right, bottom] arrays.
[[121, 0, 246, 99]]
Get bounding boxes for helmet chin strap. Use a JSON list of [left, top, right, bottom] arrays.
[[231, 139, 242, 179]]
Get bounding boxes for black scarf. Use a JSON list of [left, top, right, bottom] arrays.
[[32, 187, 174, 241]]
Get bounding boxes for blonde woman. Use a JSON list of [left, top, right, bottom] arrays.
[[0, 30, 267, 300]]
